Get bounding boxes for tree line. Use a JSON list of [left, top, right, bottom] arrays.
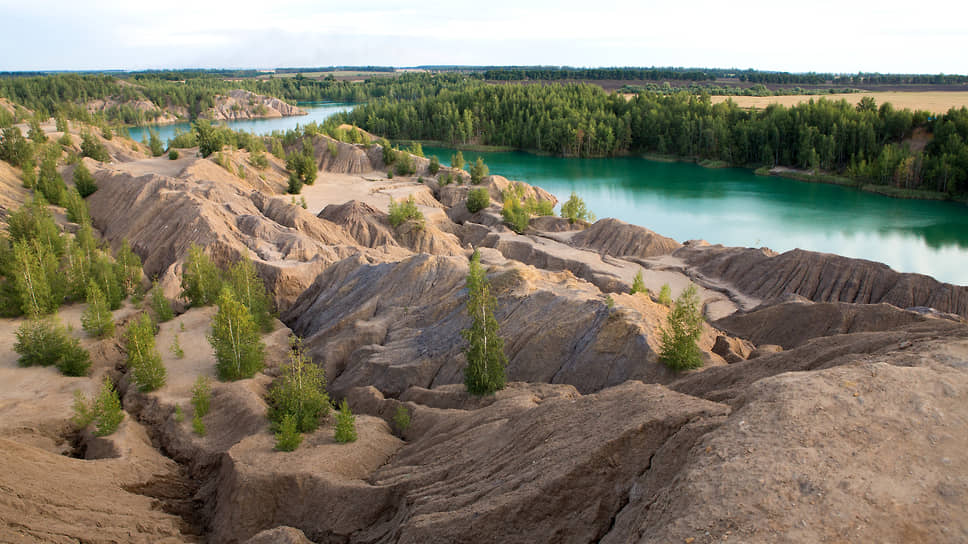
[[336, 81, 968, 195]]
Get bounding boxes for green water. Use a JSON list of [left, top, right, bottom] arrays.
[[424, 146, 968, 286], [125, 101, 354, 146]]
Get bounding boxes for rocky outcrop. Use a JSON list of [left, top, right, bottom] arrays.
[[319, 200, 465, 257], [677, 245, 968, 318], [207, 89, 305, 121]]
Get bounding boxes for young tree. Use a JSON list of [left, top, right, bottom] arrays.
[[451, 150, 465, 170], [11, 239, 62, 316], [191, 376, 212, 418], [461, 250, 507, 395], [658, 283, 673, 306], [630, 270, 647, 295], [81, 280, 114, 338], [73, 161, 97, 197], [126, 313, 166, 392], [209, 287, 265, 380], [466, 188, 490, 213], [64, 187, 90, 225], [0, 127, 33, 167], [114, 239, 142, 297], [334, 399, 357, 443], [93, 377, 123, 436], [225, 255, 274, 332], [149, 280, 174, 322], [267, 337, 328, 432], [658, 285, 705, 371], [180, 243, 222, 306], [560, 192, 595, 224], [148, 129, 164, 157], [193, 120, 222, 157], [274, 414, 302, 451], [80, 132, 109, 162], [387, 195, 425, 229], [469, 156, 489, 184], [14, 317, 91, 376], [428, 155, 440, 175]]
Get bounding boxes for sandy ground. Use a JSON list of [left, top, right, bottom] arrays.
[[300, 172, 450, 223], [711, 91, 968, 113]]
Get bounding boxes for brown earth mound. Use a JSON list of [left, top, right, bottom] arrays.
[[568, 217, 682, 259], [676, 245, 968, 318], [207, 89, 305, 121]]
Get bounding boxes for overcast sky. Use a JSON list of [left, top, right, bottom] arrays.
[[2, 0, 966, 73]]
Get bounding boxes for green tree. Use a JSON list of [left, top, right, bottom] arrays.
[[428, 155, 440, 174], [501, 194, 530, 234], [658, 285, 704, 371], [267, 337, 329, 432], [180, 243, 222, 306], [0, 127, 33, 167], [274, 413, 302, 451], [148, 129, 164, 157], [466, 187, 490, 213], [658, 283, 673, 306], [21, 157, 36, 188], [36, 153, 67, 206], [209, 287, 265, 380], [80, 132, 109, 162], [461, 250, 507, 395], [11, 239, 62, 316], [387, 195, 425, 229], [64, 187, 90, 225], [93, 377, 123, 436], [560, 192, 595, 224], [334, 399, 357, 443], [194, 120, 222, 157], [149, 280, 174, 322], [226, 255, 274, 332], [81, 280, 114, 338], [451, 150, 465, 170], [126, 313, 166, 392], [469, 156, 489, 184], [28, 118, 47, 143], [392, 405, 411, 436], [73, 161, 97, 197], [630, 270, 647, 295]]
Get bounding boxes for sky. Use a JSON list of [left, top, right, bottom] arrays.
[[2, 0, 966, 74]]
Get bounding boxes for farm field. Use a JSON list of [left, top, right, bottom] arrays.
[[711, 91, 968, 113]]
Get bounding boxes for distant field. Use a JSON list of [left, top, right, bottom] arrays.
[[256, 71, 399, 81], [711, 92, 968, 114]]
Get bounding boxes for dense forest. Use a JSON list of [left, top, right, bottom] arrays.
[[483, 68, 715, 82], [337, 82, 968, 195]]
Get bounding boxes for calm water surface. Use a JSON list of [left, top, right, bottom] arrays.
[[424, 146, 968, 285], [125, 102, 354, 145]]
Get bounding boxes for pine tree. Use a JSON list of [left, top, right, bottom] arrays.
[[658, 285, 705, 371], [225, 255, 274, 332], [334, 399, 357, 443], [461, 250, 507, 395], [469, 156, 489, 184], [73, 161, 97, 197], [180, 243, 222, 306], [209, 287, 265, 380], [274, 414, 302, 451], [11, 239, 60, 316], [93, 377, 123, 436], [114, 239, 142, 297], [81, 280, 114, 338], [126, 313, 166, 392], [630, 269, 647, 295]]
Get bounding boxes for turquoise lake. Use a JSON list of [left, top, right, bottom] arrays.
[[125, 104, 968, 285]]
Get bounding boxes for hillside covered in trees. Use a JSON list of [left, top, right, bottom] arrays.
[[337, 82, 968, 195]]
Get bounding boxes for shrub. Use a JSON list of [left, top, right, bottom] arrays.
[[387, 195, 424, 229], [560, 192, 595, 224], [82, 281, 114, 338], [524, 197, 554, 216], [174, 404, 184, 422], [380, 140, 397, 165], [21, 157, 36, 188], [386, 170, 393, 179], [71, 390, 95, 428], [73, 161, 97, 197], [180, 243, 222, 306], [428, 155, 440, 174], [407, 142, 424, 157], [80, 132, 109, 162], [659, 285, 704, 371], [658, 283, 673, 306], [268, 337, 328, 432], [334, 399, 358, 443], [395, 152, 415, 176], [126, 313, 166, 392], [168, 149, 179, 160], [149, 280, 174, 322], [192, 412, 206, 436], [55, 116, 68, 133], [191, 376, 212, 418], [392, 405, 411, 436], [148, 129, 164, 157], [28, 118, 47, 143], [274, 414, 302, 451], [249, 150, 267, 169], [501, 195, 530, 234], [630, 270, 647, 295], [327, 140, 339, 158], [466, 188, 490, 213], [0, 127, 33, 167], [58, 132, 72, 147], [209, 287, 265, 380], [469, 157, 489, 184], [194, 120, 222, 157], [168, 129, 196, 149], [287, 173, 303, 194], [37, 153, 67, 205], [170, 334, 185, 359]]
